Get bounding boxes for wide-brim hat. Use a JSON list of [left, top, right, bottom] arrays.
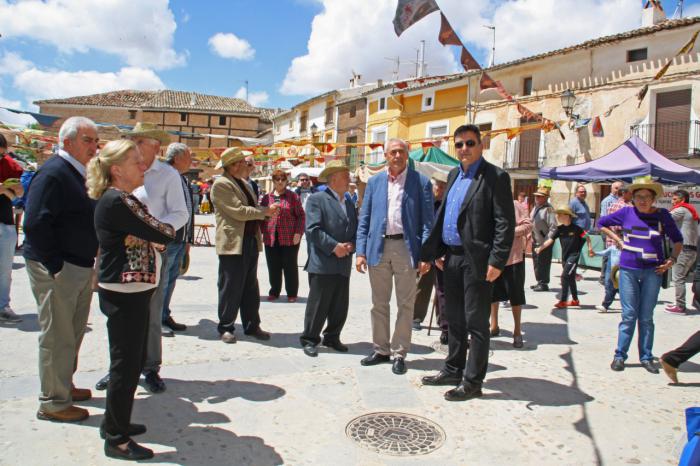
[[431, 170, 449, 184], [555, 205, 575, 217], [125, 122, 171, 145], [533, 187, 551, 197], [628, 182, 663, 199], [318, 160, 349, 182], [215, 147, 252, 169]]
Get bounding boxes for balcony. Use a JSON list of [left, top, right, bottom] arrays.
[[503, 137, 542, 169], [630, 120, 700, 159]]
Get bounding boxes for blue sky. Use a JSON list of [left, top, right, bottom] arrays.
[[1, 0, 698, 125]]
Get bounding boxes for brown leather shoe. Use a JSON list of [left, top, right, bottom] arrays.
[[71, 387, 92, 402], [37, 406, 89, 422]]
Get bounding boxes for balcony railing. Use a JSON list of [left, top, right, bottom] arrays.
[[504, 137, 541, 169], [630, 120, 700, 159]]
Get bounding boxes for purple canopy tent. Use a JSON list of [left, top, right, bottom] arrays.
[[539, 135, 700, 185]]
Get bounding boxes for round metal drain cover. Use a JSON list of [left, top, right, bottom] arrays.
[[346, 412, 445, 456]]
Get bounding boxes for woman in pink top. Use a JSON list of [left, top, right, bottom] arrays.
[[490, 200, 532, 348]]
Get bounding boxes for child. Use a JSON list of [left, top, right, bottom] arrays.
[[535, 206, 589, 308], [588, 242, 621, 313]]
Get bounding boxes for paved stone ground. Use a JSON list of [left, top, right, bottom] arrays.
[[1, 215, 698, 465]]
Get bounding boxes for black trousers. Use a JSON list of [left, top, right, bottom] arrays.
[[413, 267, 436, 323], [532, 240, 553, 286], [434, 267, 448, 332], [443, 252, 493, 386], [662, 331, 700, 368], [99, 288, 153, 446], [300, 273, 350, 346], [217, 236, 261, 334], [264, 242, 300, 298], [561, 254, 579, 301]]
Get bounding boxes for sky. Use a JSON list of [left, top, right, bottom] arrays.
[[1, 0, 699, 126]]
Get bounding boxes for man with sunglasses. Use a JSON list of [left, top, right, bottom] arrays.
[[294, 173, 318, 210], [244, 155, 260, 200], [421, 124, 515, 401]]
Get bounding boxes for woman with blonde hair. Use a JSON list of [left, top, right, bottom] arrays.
[[87, 139, 176, 460]]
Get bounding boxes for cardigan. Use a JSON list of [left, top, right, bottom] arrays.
[[95, 189, 175, 288]]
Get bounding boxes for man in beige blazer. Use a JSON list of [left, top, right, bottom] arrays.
[[211, 148, 279, 344]]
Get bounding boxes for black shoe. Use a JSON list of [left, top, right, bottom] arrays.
[[100, 424, 147, 439], [360, 352, 390, 366], [163, 316, 186, 332], [104, 440, 154, 461], [641, 360, 659, 374], [95, 373, 110, 391], [302, 344, 318, 357], [422, 370, 461, 386], [412, 320, 422, 331], [530, 284, 537, 289], [610, 358, 625, 371], [322, 340, 348, 352], [144, 372, 166, 393], [532, 284, 549, 292], [444, 383, 483, 401], [392, 357, 407, 375], [439, 332, 448, 345], [244, 327, 271, 341]]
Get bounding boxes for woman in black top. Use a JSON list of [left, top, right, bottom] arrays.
[[86, 139, 175, 461]]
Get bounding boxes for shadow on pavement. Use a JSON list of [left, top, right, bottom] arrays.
[[178, 275, 202, 281], [482, 376, 595, 408], [0, 313, 40, 332]]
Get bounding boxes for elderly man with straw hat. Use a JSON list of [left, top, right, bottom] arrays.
[[299, 160, 357, 357], [211, 148, 279, 344], [94, 122, 188, 394], [530, 187, 557, 291]]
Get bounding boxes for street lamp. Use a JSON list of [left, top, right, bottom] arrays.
[[560, 89, 577, 119], [310, 122, 318, 138]]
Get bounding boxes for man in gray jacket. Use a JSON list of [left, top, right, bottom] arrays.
[[530, 187, 557, 291], [666, 189, 698, 314], [299, 161, 357, 357]]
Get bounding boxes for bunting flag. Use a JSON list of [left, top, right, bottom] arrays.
[[438, 13, 461, 46], [644, 0, 663, 11], [393, 0, 439, 36], [591, 116, 604, 137], [652, 30, 698, 81], [479, 72, 499, 91], [1, 107, 61, 127]]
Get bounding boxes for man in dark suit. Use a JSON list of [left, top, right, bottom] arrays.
[[300, 160, 357, 357], [421, 124, 515, 401]]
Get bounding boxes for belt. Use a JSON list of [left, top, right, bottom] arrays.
[[448, 245, 465, 255], [682, 245, 697, 251], [384, 234, 403, 240]]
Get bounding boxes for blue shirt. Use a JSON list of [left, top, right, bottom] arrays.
[[442, 159, 482, 246], [598, 193, 617, 228], [569, 197, 591, 231]]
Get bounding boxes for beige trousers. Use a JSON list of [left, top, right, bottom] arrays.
[[368, 239, 417, 358], [27, 260, 93, 412]]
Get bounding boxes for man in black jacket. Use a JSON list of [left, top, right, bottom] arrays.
[[420, 124, 515, 401], [24, 116, 99, 422]]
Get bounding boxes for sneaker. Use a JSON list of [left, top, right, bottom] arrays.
[[664, 305, 686, 315], [143, 371, 165, 393], [554, 301, 569, 309], [568, 300, 580, 307], [596, 305, 608, 313], [0, 306, 22, 323]]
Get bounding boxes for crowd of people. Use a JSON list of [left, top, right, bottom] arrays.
[[1, 116, 699, 461]]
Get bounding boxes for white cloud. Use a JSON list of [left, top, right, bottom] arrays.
[[0, 0, 185, 69], [0, 94, 35, 126], [234, 86, 270, 107], [281, 0, 647, 96], [684, 4, 700, 18], [208, 33, 256, 60], [0, 51, 32, 75]]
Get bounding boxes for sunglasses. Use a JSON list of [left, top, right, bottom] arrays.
[[454, 140, 477, 149], [299, 178, 309, 182]]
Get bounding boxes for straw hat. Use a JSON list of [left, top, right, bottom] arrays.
[[125, 122, 171, 145], [318, 160, 349, 182], [555, 205, 575, 217], [215, 147, 252, 169], [628, 181, 663, 199], [533, 187, 551, 197], [431, 170, 449, 184]]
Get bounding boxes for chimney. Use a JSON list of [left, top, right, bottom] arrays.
[[189, 92, 197, 106], [377, 79, 383, 87], [642, 2, 666, 27]]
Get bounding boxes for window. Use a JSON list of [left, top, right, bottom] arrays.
[[427, 122, 449, 152], [422, 92, 435, 111], [346, 135, 358, 168], [627, 48, 647, 62], [523, 77, 533, 96], [218, 116, 226, 126], [370, 128, 387, 164], [349, 105, 356, 118], [378, 97, 387, 112], [325, 107, 334, 125], [180, 112, 187, 122], [477, 123, 492, 150], [128, 110, 137, 120], [288, 119, 293, 130], [300, 112, 308, 132]]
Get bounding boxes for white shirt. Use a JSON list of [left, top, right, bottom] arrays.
[[385, 167, 407, 235], [133, 159, 188, 230], [57, 149, 86, 178], [327, 187, 348, 218]]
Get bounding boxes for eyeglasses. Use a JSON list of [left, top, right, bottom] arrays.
[[299, 178, 309, 182], [454, 140, 477, 149], [634, 194, 654, 202]]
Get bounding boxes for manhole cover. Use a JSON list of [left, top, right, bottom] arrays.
[[346, 412, 445, 456]]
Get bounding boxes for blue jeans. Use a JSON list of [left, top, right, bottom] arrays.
[[0, 224, 16, 309], [161, 241, 186, 322], [615, 267, 662, 362]]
